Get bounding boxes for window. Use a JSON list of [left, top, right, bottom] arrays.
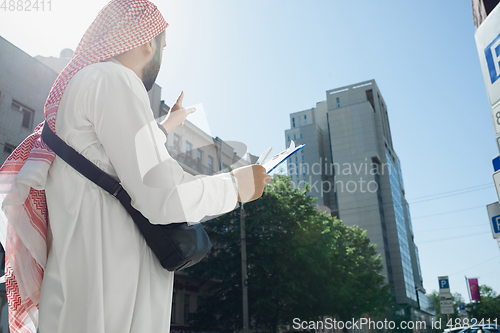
[[171, 292, 176, 323], [366, 89, 375, 111], [184, 294, 190, 323], [3, 143, 15, 155], [292, 117, 295, 128], [287, 135, 290, 141], [304, 115, 307, 125], [300, 133, 302, 139], [302, 155, 304, 163], [197, 149, 202, 162], [185, 141, 191, 157], [302, 165, 306, 176], [174, 134, 181, 151], [336, 97, 340, 108], [208, 156, 213, 175], [293, 134, 296, 140], [12, 101, 34, 130]]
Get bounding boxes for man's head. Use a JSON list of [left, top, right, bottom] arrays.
[[114, 29, 166, 91]]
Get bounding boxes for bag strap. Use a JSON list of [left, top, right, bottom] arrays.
[[41, 123, 143, 219], [41, 123, 124, 196]]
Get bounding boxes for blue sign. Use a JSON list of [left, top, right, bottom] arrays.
[[492, 214, 500, 234], [439, 277, 449, 290], [493, 156, 500, 172], [485, 33, 500, 84], [459, 303, 466, 311]]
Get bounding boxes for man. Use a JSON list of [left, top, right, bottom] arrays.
[[0, 1, 270, 332]]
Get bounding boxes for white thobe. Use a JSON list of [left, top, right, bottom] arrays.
[[39, 60, 238, 333]]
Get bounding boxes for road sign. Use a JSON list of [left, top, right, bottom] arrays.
[[487, 202, 500, 239], [441, 306, 455, 315], [492, 103, 500, 136], [475, 4, 500, 106], [459, 303, 466, 311], [439, 293, 453, 300], [440, 300, 454, 308], [494, 155, 500, 172], [493, 170, 500, 202], [438, 276, 450, 294]]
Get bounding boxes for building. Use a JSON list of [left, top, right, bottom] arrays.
[[0, 35, 256, 332], [284, 79, 435, 326], [472, 0, 500, 28]]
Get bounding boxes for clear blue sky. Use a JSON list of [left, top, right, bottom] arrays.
[[1, 0, 499, 301]]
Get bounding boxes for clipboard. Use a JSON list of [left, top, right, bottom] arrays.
[[260, 141, 305, 174]]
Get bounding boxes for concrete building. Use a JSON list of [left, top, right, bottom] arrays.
[[0, 35, 255, 332], [285, 79, 435, 326]]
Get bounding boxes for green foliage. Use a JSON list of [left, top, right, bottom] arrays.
[[469, 285, 500, 321], [429, 286, 500, 331], [429, 291, 464, 333], [185, 175, 391, 333]]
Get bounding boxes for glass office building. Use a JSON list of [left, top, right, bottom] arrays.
[[285, 79, 435, 326]]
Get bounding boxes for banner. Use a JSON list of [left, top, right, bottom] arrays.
[[468, 278, 481, 301]]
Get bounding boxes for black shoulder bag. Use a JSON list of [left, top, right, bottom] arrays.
[[41, 123, 212, 271]]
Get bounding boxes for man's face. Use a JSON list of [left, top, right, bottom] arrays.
[[142, 31, 166, 91]]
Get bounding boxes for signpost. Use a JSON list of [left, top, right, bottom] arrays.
[[475, 4, 500, 107], [458, 303, 468, 320], [475, 0, 500, 251], [492, 103, 500, 136], [438, 276, 454, 315], [438, 276, 450, 294], [487, 202, 500, 239]]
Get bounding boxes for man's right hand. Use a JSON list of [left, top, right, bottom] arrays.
[[230, 165, 272, 203]]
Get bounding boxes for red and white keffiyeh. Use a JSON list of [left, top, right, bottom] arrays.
[[0, 1, 167, 331]]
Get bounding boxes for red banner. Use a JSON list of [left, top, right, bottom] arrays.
[[468, 278, 481, 301]]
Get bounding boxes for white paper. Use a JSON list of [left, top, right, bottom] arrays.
[[261, 140, 305, 174]]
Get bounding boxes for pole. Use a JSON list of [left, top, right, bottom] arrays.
[[240, 203, 249, 333], [465, 275, 474, 320]]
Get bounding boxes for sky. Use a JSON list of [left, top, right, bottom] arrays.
[[1, 0, 500, 304]]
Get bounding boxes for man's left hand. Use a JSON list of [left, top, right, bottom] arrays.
[[160, 91, 196, 133]]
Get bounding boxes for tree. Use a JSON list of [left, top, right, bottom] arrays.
[[185, 175, 391, 333], [429, 291, 464, 332], [469, 285, 500, 322]]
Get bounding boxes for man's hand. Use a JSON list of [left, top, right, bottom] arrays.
[[231, 165, 272, 203], [160, 91, 195, 133]]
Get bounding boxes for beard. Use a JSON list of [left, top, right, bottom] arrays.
[[142, 41, 162, 91], [141, 59, 160, 91]]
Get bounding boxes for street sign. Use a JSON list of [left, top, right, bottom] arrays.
[[459, 303, 466, 311], [493, 170, 500, 202], [492, 103, 500, 136], [494, 155, 500, 172], [475, 4, 500, 107], [441, 306, 455, 315], [440, 300, 454, 307], [487, 202, 500, 239], [439, 293, 453, 300], [438, 276, 450, 294]]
